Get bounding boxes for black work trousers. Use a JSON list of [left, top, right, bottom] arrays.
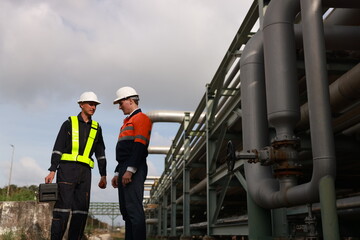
[[51, 162, 91, 240], [117, 164, 147, 240]]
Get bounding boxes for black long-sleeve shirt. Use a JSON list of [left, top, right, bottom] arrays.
[[48, 113, 107, 176]]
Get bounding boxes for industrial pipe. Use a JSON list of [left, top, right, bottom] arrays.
[[148, 146, 170, 155], [242, 0, 358, 209], [298, 63, 360, 128], [146, 110, 205, 123], [262, 0, 300, 142]]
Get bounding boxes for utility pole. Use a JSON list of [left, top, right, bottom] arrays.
[[7, 144, 15, 199]]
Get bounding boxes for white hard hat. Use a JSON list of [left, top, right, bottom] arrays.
[[113, 86, 139, 104], [77, 91, 101, 104]]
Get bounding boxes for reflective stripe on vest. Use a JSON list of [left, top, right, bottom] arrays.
[[60, 116, 98, 168]]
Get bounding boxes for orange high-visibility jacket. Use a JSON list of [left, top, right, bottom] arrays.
[[115, 109, 152, 170]]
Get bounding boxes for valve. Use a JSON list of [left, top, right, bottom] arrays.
[[226, 141, 257, 171], [226, 140, 302, 177], [304, 204, 318, 240]]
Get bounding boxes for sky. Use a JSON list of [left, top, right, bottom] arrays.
[[0, 0, 253, 225]]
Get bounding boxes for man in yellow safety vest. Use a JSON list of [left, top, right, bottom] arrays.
[[45, 91, 107, 240]]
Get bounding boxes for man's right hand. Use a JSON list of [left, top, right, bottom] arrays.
[[45, 171, 55, 184], [111, 176, 119, 188]]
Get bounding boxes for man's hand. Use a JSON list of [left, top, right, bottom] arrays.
[[111, 176, 119, 188], [98, 176, 107, 189], [45, 171, 55, 184], [122, 171, 133, 187]]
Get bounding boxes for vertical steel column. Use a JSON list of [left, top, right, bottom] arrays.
[[182, 113, 191, 237], [162, 194, 168, 236], [171, 178, 177, 237], [205, 85, 217, 236], [157, 200, 162, 236]]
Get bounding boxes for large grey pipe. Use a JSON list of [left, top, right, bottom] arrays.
[[262, 0, 300, 141], [300, 0, 337, 189], [240, 31, 280, 207], [299, 63, 360, 128], [242, 0, 354, 208]]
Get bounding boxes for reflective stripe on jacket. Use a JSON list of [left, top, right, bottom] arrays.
[[61, 116, 98, 168]]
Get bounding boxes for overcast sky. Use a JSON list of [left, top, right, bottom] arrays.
[[0, 0, 253, 224]]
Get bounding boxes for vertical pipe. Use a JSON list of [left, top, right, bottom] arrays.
[[300, 0, 336, 176], [319, 176, 340, 240], [300, 0, 339, 239], [247, 194, 272, 240], [240, 31, 273, 239], [272, 208, 289, 238], [263, 0, 300, 141]]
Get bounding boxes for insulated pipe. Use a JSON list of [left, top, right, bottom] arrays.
[[298, 63, 360, 128], [262, 0, 300, 141], [241, 31, 280, 209], [327, 63, 360, 113], [294, 25, 360, 50], [243, 0, 353, 209], [325, 8, 360, 25], [146, 110, 205, 123], [148, 146, 184, 155], [175, 178, 207, 205], [299, 0, 336, 187], [148, 146, 171, 155], [240, 30, 274, 238], [300, 1, 339, 238]]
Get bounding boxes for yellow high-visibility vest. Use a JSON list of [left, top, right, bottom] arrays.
[[60, 116, 98, 168]]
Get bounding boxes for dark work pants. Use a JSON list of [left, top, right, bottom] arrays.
[[118, 164, 147, 240], [51, 162, 91, 240]]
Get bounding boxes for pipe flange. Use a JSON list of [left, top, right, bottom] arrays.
[[272, 139, 300, 149], [273, 167, 303, 178]]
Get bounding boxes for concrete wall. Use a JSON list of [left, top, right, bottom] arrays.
[[0, 201, 53, 239]]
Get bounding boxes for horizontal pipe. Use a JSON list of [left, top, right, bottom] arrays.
[[298, 62, 360, 129], [294, 25, 360, 50], [146, 110, 205, 123], [148, 146, 170, 155]]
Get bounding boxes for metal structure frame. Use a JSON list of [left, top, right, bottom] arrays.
[[144, 0, 360, 239], [89, 202, 121, 228]]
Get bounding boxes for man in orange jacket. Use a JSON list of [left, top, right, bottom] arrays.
[[111, 86, 152, 240]]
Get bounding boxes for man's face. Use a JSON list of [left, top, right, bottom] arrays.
[[81, 102, 98, 116], [118, 98, 132, 115]]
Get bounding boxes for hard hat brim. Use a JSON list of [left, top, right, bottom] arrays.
[[113, 98, 122, 104], [113, 95, 139, 105], [78, 100, 101, 105]]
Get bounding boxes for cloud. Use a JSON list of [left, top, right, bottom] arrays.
[[0, 0, 253, 216], [0, 157, 48, 187], [0, 0, 251, 110]]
